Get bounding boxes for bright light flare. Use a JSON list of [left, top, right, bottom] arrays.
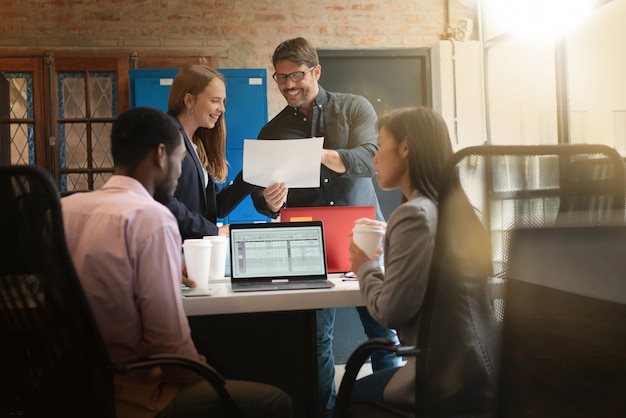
[[497, 0, 595, 39]]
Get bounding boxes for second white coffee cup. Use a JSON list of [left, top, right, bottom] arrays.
[[203, 235, 229, 280], [352, 223, 385, 258], [183, 239, 212, 288]]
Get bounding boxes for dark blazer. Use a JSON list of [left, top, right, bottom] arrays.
[[166, 115, 257, 239]]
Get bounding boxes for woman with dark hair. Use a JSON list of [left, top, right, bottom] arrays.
[[348, 106, 495, 413], [166, 64, 283, 238]]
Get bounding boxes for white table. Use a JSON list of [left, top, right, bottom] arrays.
[[182, 274, 365, 316]]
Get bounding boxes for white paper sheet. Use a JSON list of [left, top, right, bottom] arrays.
[[242, 137, 324, 188]]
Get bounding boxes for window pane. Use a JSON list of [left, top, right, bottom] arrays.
[[10, 123, 33, 165], [59, 73, 86, 118], [90, 73, 116, 118], [92, 123, 112, 168], [486, 38, 558, 145], [65, 172, 89, 191], [55, 67, 117, 192], [8, 75, 33, 119], [61, 123, 88, 169], [3, 73, 35, 164], [567, 0, 626, 152]]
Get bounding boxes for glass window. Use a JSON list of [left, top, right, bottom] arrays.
[[567, 0, 626, 152], [2, 73, 35, 165], [57, 72, 116, 192]]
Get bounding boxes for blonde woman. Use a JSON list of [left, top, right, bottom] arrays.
[[166, 64, 286, 238]]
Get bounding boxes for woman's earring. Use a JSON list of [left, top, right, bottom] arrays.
[[188, 107, 194, 116]]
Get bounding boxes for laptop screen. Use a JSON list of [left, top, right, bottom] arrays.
[[230, 222, 327, 280]]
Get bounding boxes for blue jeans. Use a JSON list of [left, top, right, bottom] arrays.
[[355, 306, 401, 372], [317, 308, 337, 418], [317, 307, 400, 418]]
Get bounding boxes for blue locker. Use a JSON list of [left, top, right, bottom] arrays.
[[130, 68, 178, 112], [129, 68, 269, 224]]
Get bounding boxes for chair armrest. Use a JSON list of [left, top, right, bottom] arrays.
[[333, 338, 419, 418], [110, 353, 242, 418]]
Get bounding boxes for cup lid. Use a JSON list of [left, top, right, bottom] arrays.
[[203, 235, 228, 241], [184, 239, 212, 247], [353, 224, 385, 232]]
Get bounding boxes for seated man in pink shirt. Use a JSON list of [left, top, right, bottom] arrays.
[[61, 107, 292, 418]]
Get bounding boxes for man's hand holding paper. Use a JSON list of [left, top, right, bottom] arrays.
[[242, 137, 324, 188], [263, 182, 288, 213]]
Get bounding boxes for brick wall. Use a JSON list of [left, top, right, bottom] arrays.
[[0, 0, 477, 116]]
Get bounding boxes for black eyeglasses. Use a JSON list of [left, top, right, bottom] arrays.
[[272, 67, 315, 84]]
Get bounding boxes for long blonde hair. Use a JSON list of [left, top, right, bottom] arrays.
[[168, 65, 228, 183]]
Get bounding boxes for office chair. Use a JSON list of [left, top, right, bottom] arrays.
[[333, 148, 498, 418], [333, 144, 626, 418], [442, 144, 625, 417], [0, 165, 241, 418]]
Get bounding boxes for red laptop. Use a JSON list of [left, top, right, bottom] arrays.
[[280, 206, 377, 273]]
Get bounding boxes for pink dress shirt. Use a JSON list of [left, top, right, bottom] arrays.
[[61, 175, 202, 417]]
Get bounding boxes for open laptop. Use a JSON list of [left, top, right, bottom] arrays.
[[498, 224, 626, 416], [229, 221, 335, 292], [280, 206, 376, 273]]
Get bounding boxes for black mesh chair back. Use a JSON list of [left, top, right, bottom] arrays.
[[557, 154, 625, 224], [0, 165, 240, 418], [443, 144, 625, 315], [438, 144, 626, 416], [0, 165, 115, 417]]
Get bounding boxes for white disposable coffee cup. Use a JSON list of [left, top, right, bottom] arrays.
[[183, 239, 212, 288], [203, 235, 228, 280], [352, 223, 385, 258]]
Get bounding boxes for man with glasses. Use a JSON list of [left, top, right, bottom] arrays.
[[251, 37, 400, 418]]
